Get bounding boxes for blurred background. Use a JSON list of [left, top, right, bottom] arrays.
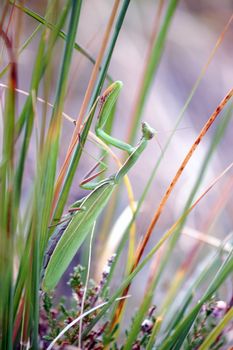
[[1, 0, 232, 320]]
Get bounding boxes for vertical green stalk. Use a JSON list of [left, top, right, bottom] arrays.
[[128, 0, 179, 144], [0, 29, 16, 350], [39, 0, 82, 255]]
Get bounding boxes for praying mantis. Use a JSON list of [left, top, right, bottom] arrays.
[[42, 81, 155, 292]]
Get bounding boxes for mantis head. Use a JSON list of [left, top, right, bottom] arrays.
[[141, 121, 156, 140], [96, 81, 123, 130]]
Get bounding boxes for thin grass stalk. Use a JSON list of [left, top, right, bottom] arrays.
[[20, 292, 30, 350], [145, 316, 163, 350], [0, 1, 14, 54], [126, 0, 179, 145], [0, 26, 17, 350]]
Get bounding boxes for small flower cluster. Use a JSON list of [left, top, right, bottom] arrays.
[[39, 255, 116, 349], [129, 306, 157, 350], [184, 296, 228, 350]]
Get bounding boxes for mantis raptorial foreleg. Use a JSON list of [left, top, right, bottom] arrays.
[[42, 81, 155, 291], [95, 81, 134, 154]]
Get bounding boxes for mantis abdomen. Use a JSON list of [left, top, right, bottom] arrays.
[[42, 180, 116, 291]]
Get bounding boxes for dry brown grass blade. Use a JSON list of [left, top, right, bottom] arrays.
[[111, 89, 233, 329], [13, 295, 25, 342], [133, 88, 233, 268], [51, 0, 120, 216]]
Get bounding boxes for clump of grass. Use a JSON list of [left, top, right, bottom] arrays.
[[0, 1, 232, 349]]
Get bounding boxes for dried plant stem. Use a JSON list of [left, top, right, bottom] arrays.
[[133, 88, 233, 269], [182, 226, 233, 252]]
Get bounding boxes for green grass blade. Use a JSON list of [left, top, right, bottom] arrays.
[[0, 32, 16, 349], [88, 0, 130, 109], [38, 0, 82, 258], [128, 0, 179, 144]]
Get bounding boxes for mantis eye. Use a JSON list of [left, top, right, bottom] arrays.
[[141, 121, 156, 140]]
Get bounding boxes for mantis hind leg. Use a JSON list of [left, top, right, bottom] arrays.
[[79, 155, 109, 190]]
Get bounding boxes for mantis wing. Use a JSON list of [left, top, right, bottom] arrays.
[[42, 180, 116, 291]]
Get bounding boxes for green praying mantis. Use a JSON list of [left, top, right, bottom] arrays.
[[42, 81, 155, 292]]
